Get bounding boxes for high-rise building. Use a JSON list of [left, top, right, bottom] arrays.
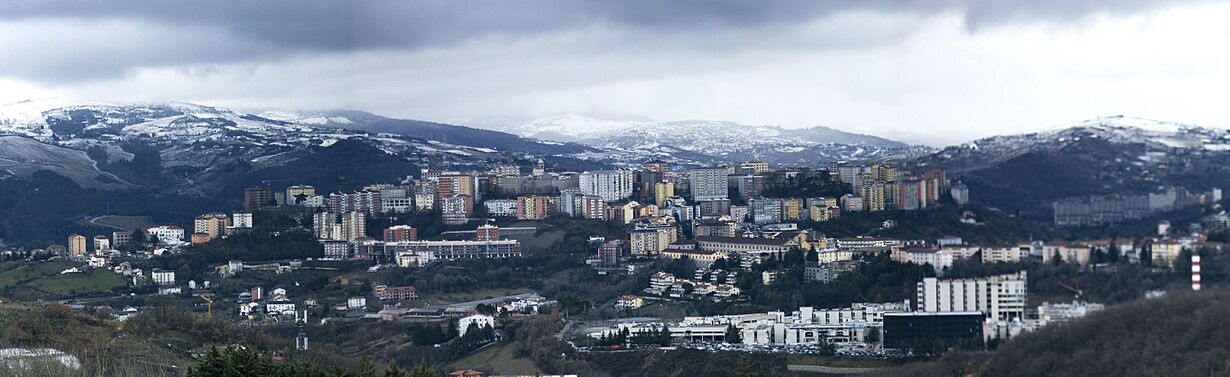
[[871, 163, 898, 182], [580, 195, 607, 220], [244, 186, 273, 212], [921, 168, 948, 204], [92, 235, 110, 253], [780, 197, 805, 221], [194, 213, 231, 240], [436, 175, 475, 207], [341, 211, 367, 241], [516, 195, 551, 220], [440, 194, 473, 225], [328, 191, 384, 215], [476, 224, 500, 241], [690, 168, 729, 201], [414, 180, 437, 211], [313, 212, 338, 240], [559, 189, 581, 217], [629, 223, 678, 255], [653, 182, 674, 207], [860, 180, 887, 212], [749, 198, 783, 225], [68, 234, 87, 257], [897, 178, 925, 210], [383, 225, 418, 242], [579, 170, 634, 202], [736, 175, 765, 200]]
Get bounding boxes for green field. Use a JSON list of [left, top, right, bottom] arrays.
[[0, 260, 125, 295], [445, 342, 541, 375], [0, 260, 78, 288]]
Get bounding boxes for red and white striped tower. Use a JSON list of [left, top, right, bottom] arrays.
[[1192, 254, 1201, 291]]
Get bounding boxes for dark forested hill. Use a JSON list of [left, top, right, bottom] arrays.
[[883, 288, 1230, 376]]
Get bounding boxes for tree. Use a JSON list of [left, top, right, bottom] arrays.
[[865, 327, 881, 343], [1108, 243, 1121, 263], [1141, 244, 1153, 267], [411, 362, 437, 377], [476, 303, 497, 315], [187, 345, 282, 377], [1051, 251, 1063, 266], [658, 324, 673, 346], [384, 363, 407, 377], [724, 324, 743, 344]]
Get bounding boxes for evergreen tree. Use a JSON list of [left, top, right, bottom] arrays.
[[187, 345, 282, 377], [411, 362, 437, 377], [658, 324, 673, 346], [724, 324, 743, 344]]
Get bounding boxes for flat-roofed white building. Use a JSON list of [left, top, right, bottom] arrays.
[[917, 272, 1027, 322]]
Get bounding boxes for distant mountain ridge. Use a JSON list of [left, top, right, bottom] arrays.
[[920, 115, 1230, 172], [916, 115, 1230, 219], [491, 114, 925, 166]]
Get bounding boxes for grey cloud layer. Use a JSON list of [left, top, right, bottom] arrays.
[[0, 0, 1203, 51]]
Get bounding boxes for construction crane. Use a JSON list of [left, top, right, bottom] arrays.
[[1058, 281, 1082, 299], [201, 295, 214, 318]]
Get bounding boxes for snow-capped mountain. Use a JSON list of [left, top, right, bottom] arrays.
[[0, 99, 576, 192], [914, 115, 1230, 220], [921, 115, 1230, 172], [493, 114, 925, 166]]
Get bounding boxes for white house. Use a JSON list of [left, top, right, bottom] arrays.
[[347, 297, 367, 310], [266, 301, 296, 316], [458, 314, 495, 337], [145, 225, 186, 245], [151, 269, 176, 286]]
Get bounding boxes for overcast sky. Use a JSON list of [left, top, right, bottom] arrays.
[[1, 1, 1228, 146]]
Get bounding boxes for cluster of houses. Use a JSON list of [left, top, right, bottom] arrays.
[[645, 271, 741, 301]]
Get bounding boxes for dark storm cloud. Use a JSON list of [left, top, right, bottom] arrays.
[[0, 0, 1205, 53]]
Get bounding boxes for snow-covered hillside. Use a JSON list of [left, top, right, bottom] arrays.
[[923, 115, 1230, 171], [495, 114, 922, 166], [0, 99, 540, 189]]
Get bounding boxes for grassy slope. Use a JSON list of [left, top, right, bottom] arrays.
[[445, 342, 541, 375], [0, 261, 124, 296]]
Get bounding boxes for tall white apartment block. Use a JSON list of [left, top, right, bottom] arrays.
[[690, 167, 729, 201], [916, 271, 1027, 322], [579, 170, 634, 202]]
